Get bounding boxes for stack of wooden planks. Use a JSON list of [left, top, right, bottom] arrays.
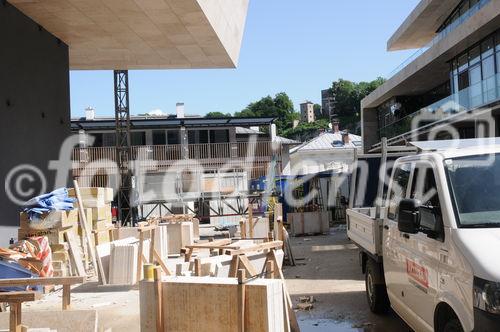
[[287, 211, 330, 236]]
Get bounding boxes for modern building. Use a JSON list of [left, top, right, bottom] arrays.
[[361, 0, 500, 152], [321, 89, 335, 119], [1, 0, 250, 244], [300, 101, 316, 123]]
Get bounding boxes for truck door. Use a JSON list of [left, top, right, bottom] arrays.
[[383, 162, 412, 316], [399, 162, 443, 329]]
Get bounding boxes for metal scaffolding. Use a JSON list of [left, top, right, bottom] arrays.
[[114, 70, 132, 225]]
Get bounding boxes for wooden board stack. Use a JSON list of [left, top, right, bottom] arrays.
[[109, 242, 139, 285]]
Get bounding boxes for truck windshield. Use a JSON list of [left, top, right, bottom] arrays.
[[445, 153, 500, 228]]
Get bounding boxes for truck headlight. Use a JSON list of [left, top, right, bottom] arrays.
[[474, 277, 500, 315]]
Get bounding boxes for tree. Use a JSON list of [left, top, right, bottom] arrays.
[[329, 77, 385, 134], [235, 92, 299, 135], [205, 111, 231, 118]]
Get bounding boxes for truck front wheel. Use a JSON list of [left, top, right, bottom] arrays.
[[365, 258, 390, 314]]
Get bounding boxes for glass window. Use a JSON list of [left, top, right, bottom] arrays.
[[458, 53, 469, 72], [482, 37, 494, 58], [387, 163, 411, 220], [131, 132, 146, 146], [469, 46, 481, 65], [497, 52, 500, 73], [167, 130, 180, 145], [496, 31, 500, 51], [188, 131, 197, 144], [458, 70, 469, 91], [199, 130, 209, 144], [445, 153, 500, 228], [210, 130, 229, 143], [152, 130, 166, 145], [482, 55, 495, 78]]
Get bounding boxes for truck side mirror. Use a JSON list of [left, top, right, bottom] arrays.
[[398, 199, 420, 234], [419, 205, 443, 239]]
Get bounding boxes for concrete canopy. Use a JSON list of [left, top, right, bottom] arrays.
[[9, 0, 249, 70], [387, 0, 461, 51]]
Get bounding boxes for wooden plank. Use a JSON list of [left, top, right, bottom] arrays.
[[62, 285, 71, 310], [153, 248, 172, 276], [237, 270, 246, 332], [0, 292, 41, 303], [65, 231, 86, 277], [228, 255, 239, 278], [137, 231, 144, 282], [0, 277, 84, 287], [227, 241, 283, 255], [154, 268, 163, 332], [238, 256, 257, 278], [73, 180, 104, 284], [194, 258, 201, 277], [10, 302, 21, 332]]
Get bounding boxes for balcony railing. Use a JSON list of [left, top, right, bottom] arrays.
[[379, 73, 500, 141], [71, 141, 282, 187], [386, 0, 491, 79]]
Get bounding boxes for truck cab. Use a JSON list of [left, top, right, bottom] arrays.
[[347, 140, 500, 332]]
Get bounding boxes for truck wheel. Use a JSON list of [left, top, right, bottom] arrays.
[[365, 259, 390, 314], [443, 319, 463, 332]]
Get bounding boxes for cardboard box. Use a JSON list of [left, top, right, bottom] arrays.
[[19, 210, 78, 230]]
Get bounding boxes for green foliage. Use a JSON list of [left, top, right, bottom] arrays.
[[282, 119, 330, 140], [330, 77, 385, 133], [205, 111, 232, 118], [234, 92, 299, 135]]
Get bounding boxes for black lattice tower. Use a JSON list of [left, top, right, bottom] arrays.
[[114, 70, 132, 225]]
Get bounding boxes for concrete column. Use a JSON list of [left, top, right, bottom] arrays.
[[361, 107, 379, 153], [180, 126, 189, 159]]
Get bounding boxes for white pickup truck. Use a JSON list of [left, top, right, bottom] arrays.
[[347, 139, 500, 332]]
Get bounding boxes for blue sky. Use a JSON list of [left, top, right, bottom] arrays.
[[70, 0, 420, 118]]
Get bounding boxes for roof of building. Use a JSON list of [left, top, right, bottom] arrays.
[[235, 127, 300, 145], [290, 131, 362, 153], [8, 0, 249, 70], [71, 116, 275, 131], [387, 0, 462, 51]]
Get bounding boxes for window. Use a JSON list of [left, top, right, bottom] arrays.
[[131, 132, 146, 146], [410, 165, 443, 239], [91, 133, 103, 147], [210, 130, 229, 143], [387, 163, 411, 220], [167, 130, 180, 145], [102, 133, 116, 147], [152, 130, 166, 145]]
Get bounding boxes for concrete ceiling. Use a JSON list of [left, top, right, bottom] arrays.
[[8, 0, 249, 70], [387, 0, 462, 51]]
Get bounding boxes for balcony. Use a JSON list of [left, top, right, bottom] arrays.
[[379, 73, 500, 142], [71, 141, 282, 187]]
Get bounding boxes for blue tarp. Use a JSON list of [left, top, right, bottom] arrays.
[[22, 188, 75, 221]]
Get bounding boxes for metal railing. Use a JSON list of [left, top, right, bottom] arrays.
[[71, 141, 283, 187]]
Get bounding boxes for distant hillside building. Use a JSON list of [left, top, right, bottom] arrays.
[[321, 89, 335, 119], [300, 101, 315, 123]]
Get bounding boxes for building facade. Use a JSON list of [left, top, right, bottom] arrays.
[[300, 101, 316, 123], [321, 89, 335, 119], [361, 0, 500, 152]]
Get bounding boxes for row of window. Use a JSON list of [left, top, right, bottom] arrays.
[[90, 129, 231, 147], [437, 0, 487, 34]]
